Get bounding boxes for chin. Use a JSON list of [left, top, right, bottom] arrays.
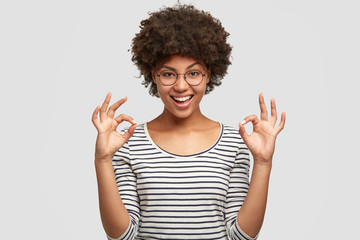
[[166, 106, 199, 120]]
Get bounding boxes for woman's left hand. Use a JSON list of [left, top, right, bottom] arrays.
[[239, 93, 286, 167]]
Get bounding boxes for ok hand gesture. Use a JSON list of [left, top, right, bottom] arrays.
[[239, 93, 285, 166], [92, 93, 137, 162]]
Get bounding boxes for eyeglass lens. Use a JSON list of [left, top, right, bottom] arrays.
[[158, 70, 204, 86]]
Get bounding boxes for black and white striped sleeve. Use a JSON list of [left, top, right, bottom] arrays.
[[225, 142, 258, 240], [107, 140, 140, 240]]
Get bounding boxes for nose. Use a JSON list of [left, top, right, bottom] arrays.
[[173, 74, 189, 92]]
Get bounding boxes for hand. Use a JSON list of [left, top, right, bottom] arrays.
[[92, 93, 137, 162], [239, 93, 285, 166]]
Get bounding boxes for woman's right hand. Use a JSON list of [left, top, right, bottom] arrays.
[[92, 93, 137, 162]]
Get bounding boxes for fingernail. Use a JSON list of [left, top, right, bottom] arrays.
[[241, 120, 246, 125]]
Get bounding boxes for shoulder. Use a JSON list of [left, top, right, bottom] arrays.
[[220, 123, 247, 147], [119, 123, 146, 136], [124, 123, 151, 148], [114, 123, 149, 158], [131, 123, 146, 136], [115, 123, 147, 150], [221, 124, 241, 140]]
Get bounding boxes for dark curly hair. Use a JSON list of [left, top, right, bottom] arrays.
[[131, 4, 232, 97]]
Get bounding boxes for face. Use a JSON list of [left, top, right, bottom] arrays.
[[152, 54, 210, 120]]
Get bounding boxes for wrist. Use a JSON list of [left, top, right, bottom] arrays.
[[251, 162, 272, 180], [253, 159, 272, 170], [95, 156, 113, 165]]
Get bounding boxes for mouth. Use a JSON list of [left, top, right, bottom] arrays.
[[171, 95, 194, 107], [171, 95, 193, 102]]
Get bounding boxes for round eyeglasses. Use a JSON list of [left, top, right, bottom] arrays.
[[156, 69, 208, 86]]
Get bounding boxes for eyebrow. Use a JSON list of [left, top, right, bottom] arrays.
[[159, 62, 204, 71]]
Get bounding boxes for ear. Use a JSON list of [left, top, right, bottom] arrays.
[[206, 70, 211, 84], [151, 71, 157, 83]]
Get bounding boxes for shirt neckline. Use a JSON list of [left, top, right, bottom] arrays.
[[144, 122, 223, 158]]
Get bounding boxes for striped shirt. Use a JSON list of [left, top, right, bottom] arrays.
[[108, 123, 258, 240]]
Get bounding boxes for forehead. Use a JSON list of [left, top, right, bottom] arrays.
[[157, 54, 206, 70]]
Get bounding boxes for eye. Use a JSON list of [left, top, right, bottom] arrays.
[[161, 71, 176, 78], [186, 70, 201, 77]]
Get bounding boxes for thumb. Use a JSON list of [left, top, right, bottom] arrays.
[[122, 123, 137, 142], [238, 121, 249, 143]]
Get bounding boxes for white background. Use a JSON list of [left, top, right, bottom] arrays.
[[1, 0, 359, 239]]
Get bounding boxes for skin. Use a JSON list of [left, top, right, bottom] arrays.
[[237, 93, 285, 237], [92, 94, 137, 237], [148, 55, 220, 155], [92, 54, 285, 238]]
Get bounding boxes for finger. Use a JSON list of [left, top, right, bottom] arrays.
[[108, 96, 127, 119], [238, 122, 250, 143], [92, 105, 101, 129], [259, 93, 268, 120], [275, 112, 286, 134], [114, 114, 137, 126], [122, 123, 138, 142], [100, 92, 111, 121], [242, 115, 260, 126], [269, 98, 278, 126]]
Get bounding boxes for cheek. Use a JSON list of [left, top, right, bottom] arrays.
[[203, 76, 210, 92], [156, 85, 171, 101], [206, 75, 210, 84], [199, 81, 209, 95]]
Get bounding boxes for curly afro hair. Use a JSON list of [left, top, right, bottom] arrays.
[[131, 4, 232, 97]]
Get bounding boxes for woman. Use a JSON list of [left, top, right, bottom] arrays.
[[92, 4, 285, 240]]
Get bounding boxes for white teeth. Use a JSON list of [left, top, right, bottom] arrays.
[[173, 96, 192, 102]]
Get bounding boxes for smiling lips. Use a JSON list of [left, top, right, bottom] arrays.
[[172, 95, 193, 102], [171, 95, 194, 107]]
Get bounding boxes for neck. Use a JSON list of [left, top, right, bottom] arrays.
[[154, 107, 208, 131]]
